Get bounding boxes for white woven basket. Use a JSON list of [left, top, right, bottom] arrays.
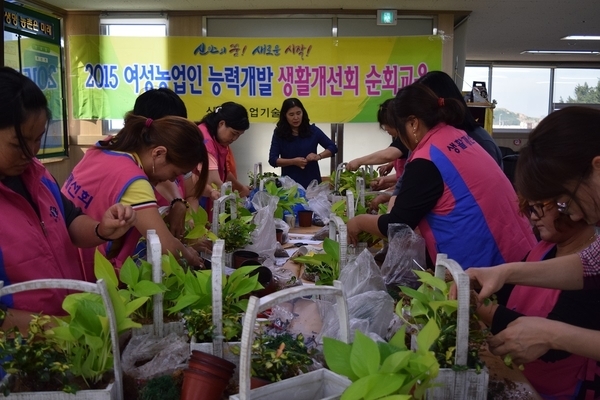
[[230, 282, 351, 400], [425, 254, 489, 400]]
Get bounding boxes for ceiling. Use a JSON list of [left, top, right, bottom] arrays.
[[30, 0, 600, 63]]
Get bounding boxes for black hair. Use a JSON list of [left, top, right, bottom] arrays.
[[133, 87, 187, 119], [387, 83, 465, 148], [0, 66, 50, 159], [516, 106, 600, 203], [377, 98, 393, 129], [416, 71, 478, 132], [274, 98, 311, 141], [198, 102, 249, 139]]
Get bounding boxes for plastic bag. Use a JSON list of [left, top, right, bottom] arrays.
[[380, 223, 426, 289], [307, 191, 332, 224], [339, 249, 386, 298], [274, 218, 289, 243], [305, 180, 331, 200], [245, 191, 279, 260], [316, 291, 394, 342], [121, 332, 190, 381]]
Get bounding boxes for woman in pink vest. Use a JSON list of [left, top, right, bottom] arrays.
[[477, 196, 600, 398], [347, 83, 535, 269], [62, 114, 208, 277], [466, 107, 600, 371], [0, 67, 135, 331], [186, 102, 250, 217]]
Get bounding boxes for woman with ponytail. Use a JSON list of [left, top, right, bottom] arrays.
[[62, 114, 208, 275], [347, 83, 535, 269]]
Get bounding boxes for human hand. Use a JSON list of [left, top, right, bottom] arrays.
[[210, 189, 221, 200], [346, 160, 361, 171], [237, 185, 251, 198], [465, 265, 509, 302], [377, 162, 394, 176], [181, 245, 203, 267], [98, 204, 136, 240], [165, 201, 187, 239], [488, 316, 554, 364], [370, 177, 391, 191], [188, 238, 213, 254], [369, 193, 391, 211], [346, 217, 360, 246], [306, 153, 320, 162], [294, 157, 308, 169]]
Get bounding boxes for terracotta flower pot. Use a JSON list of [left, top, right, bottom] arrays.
[[189, 350, 236, 374], [251, 376, 271, 389], [297, 210, 313, 227], [181, 367, 230, 400], [275, 228, 284, 244], [232, 250, 260, 269]]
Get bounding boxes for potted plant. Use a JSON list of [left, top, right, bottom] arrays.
[[264, 181, 307, 220], [0, 253, 146, 399], [292, 237, 340, 286], [235, 332, 316, 386], [217, 212, 256, 254], [324, 322, 441, 399], [397, 255, 489, 399]]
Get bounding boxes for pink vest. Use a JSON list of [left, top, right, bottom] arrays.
[[409, 123, 536, 267], [199, 123, 228, 182], [0, 160, 84, 315], [61, 148, 148, 278], [508, 241, 599, 398]]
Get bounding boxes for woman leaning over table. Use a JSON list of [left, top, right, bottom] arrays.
[[0, 67, 135, 332], [346, 83, 536, 268], [466, 106, 600, 366], [268, 97, 338, 189], [476, 195, 600, 398], [62, 114, 208, 278]]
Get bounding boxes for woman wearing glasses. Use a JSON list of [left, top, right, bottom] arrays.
[[467, 106, 600, 366], [476, 196, 600, 398]]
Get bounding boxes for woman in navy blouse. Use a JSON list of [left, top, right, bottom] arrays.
[[268, 98, 338, 189]]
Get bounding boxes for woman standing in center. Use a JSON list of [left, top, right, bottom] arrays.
[[268, 98, 338, 189]]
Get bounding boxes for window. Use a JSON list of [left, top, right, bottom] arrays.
[[100, 17, 168, 132], [462, 66, 489, 93], [553, 68, 600, 105], [492, 67, 550, 130]]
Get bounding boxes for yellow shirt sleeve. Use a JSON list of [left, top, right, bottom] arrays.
[[120, 178, 157, 210]]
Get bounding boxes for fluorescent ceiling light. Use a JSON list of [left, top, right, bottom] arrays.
[[521, 50, 600, 55], [561, 35, 600, 41]]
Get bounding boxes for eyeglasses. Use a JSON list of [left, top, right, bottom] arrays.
[[527, 201, 554, 219], [556, 171, 587, 215]]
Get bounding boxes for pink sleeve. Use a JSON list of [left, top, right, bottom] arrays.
[[207, 153, 218, 171], [579, 236, 600, 277]]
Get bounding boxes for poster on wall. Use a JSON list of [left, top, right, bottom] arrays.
[[3, 2, 67, 157], [69, 35, 443, 123]]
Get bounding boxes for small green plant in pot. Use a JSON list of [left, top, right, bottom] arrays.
[[264, 181, 307, 219], [397, 270, 488, 372], [233, 331, 316, 383], [292, 237, 340, 286], [217, 212, 256, 254], [323, 322, 440, 400], [168, 265, 263, 342], [0, 313, 75, 395]]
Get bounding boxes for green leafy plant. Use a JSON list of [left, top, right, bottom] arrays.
[[331, 199, 379, 246], [0, 314, 75, 395], [397, 270, 487, 372], [233, 332, 315, 383], [184, 206, 218, 242], [168, 265, 263, 342], [331, 169, 378, 196], [292, 237, 340, 286], [264, 181, 307, 219], [118, 258, 166, 324], [139, 373, 182, 400], [217, 212, 256, 253], [324, 323, 440, 400], [248, 171, 278, 189]]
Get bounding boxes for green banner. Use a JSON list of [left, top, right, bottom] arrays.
[[70, 35, 443, 122]]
